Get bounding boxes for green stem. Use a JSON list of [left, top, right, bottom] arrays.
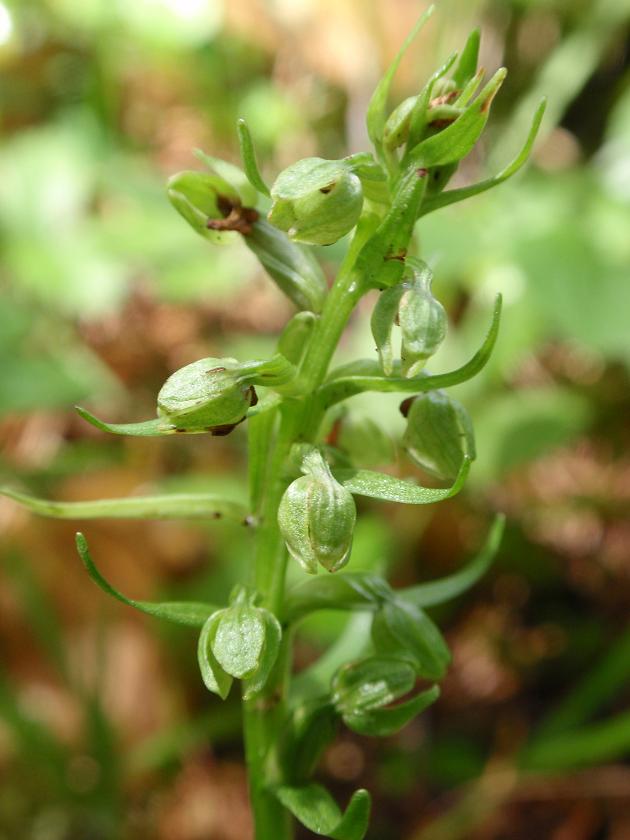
[[241, 223, 371, 838]]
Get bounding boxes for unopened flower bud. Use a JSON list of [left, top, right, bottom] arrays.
[[157, 358, 256, 434], [402, 390, 475, 480], [268, 158, 363, 246], [278, 451, 356, 573], [167, 171, 244, 243], [398, 260, 447, 376]]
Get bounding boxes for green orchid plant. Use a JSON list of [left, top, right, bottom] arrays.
[[3, 9, 545, 839]]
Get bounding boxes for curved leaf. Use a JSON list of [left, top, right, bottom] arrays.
[[335, 455, 471, 504], [400, 514, 505, 607], [75, 407, 178, 437], [452, 29, 480, 87], [274, 784, 371, 840], [407, 68, 507, 169], [319, 294, 501, 408], [75, 533, 216, 627], [237, 118, 270, 197], [1, 487, 249, 523], [343, 685, 439, 737], [419, 99, 547, 216]]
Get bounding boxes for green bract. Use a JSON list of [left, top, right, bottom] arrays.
[[402, 390, 476, 480], [268, 157, 363, 245], [157, 357, 256, 433], [278, 451, 357, 574]]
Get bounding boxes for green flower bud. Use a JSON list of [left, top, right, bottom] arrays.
[[157, 358, 256, 434], [167, 170, 246, 244], [402, 390, 475, 481], [278, 450, 356, 574], [268, 158, 363, 246], [332, 657, 416, 715], [399, 260, 447, 376]]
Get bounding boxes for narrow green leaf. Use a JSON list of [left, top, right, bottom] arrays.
[[319, 294, 502, 407], [452, 29, 480, 87], [76, 407, 178, 437], [194, 148, 258, 207], [198, 612, 233, 699], [372, 600, 450, 680], [405, 52, 458, 152], [274, 784, 371, 840], [408, 68, 507, 169], [335, 456, 471, 505], [75, 533, 216, 627], [419, 98, 547, 216], [366, 5, 435, 160], [237, 118, 270, 197], [1, 487, 249, 522], [344, 685, 439, 736], [400, 514, 505, 607]]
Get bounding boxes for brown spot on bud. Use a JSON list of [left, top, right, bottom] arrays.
[[319, 182, 335, 194], [248, 386, 259, 407], [399, 396, 417, 418], [206, 367, 226, 374], [416, 168, 429, 178]]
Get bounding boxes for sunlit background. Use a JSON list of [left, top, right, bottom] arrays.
[[1, 1, 630, 838]]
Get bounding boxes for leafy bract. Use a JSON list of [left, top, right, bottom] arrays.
[[400, 514, 505, 608], [452, 29, 480, 87], [274, 784, 371, 840], [319, 294, 502, 408], [366, 5, 434, 162], [419, 99, 547, 216], [1, 487, 249, 522], [335, 456, 471, 504], [76, 407, 178, 436], [237, 118, 271, 197], [407, 68, 507, 169], [371, 600, 450, 680], [75, 533, 216, 627]]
